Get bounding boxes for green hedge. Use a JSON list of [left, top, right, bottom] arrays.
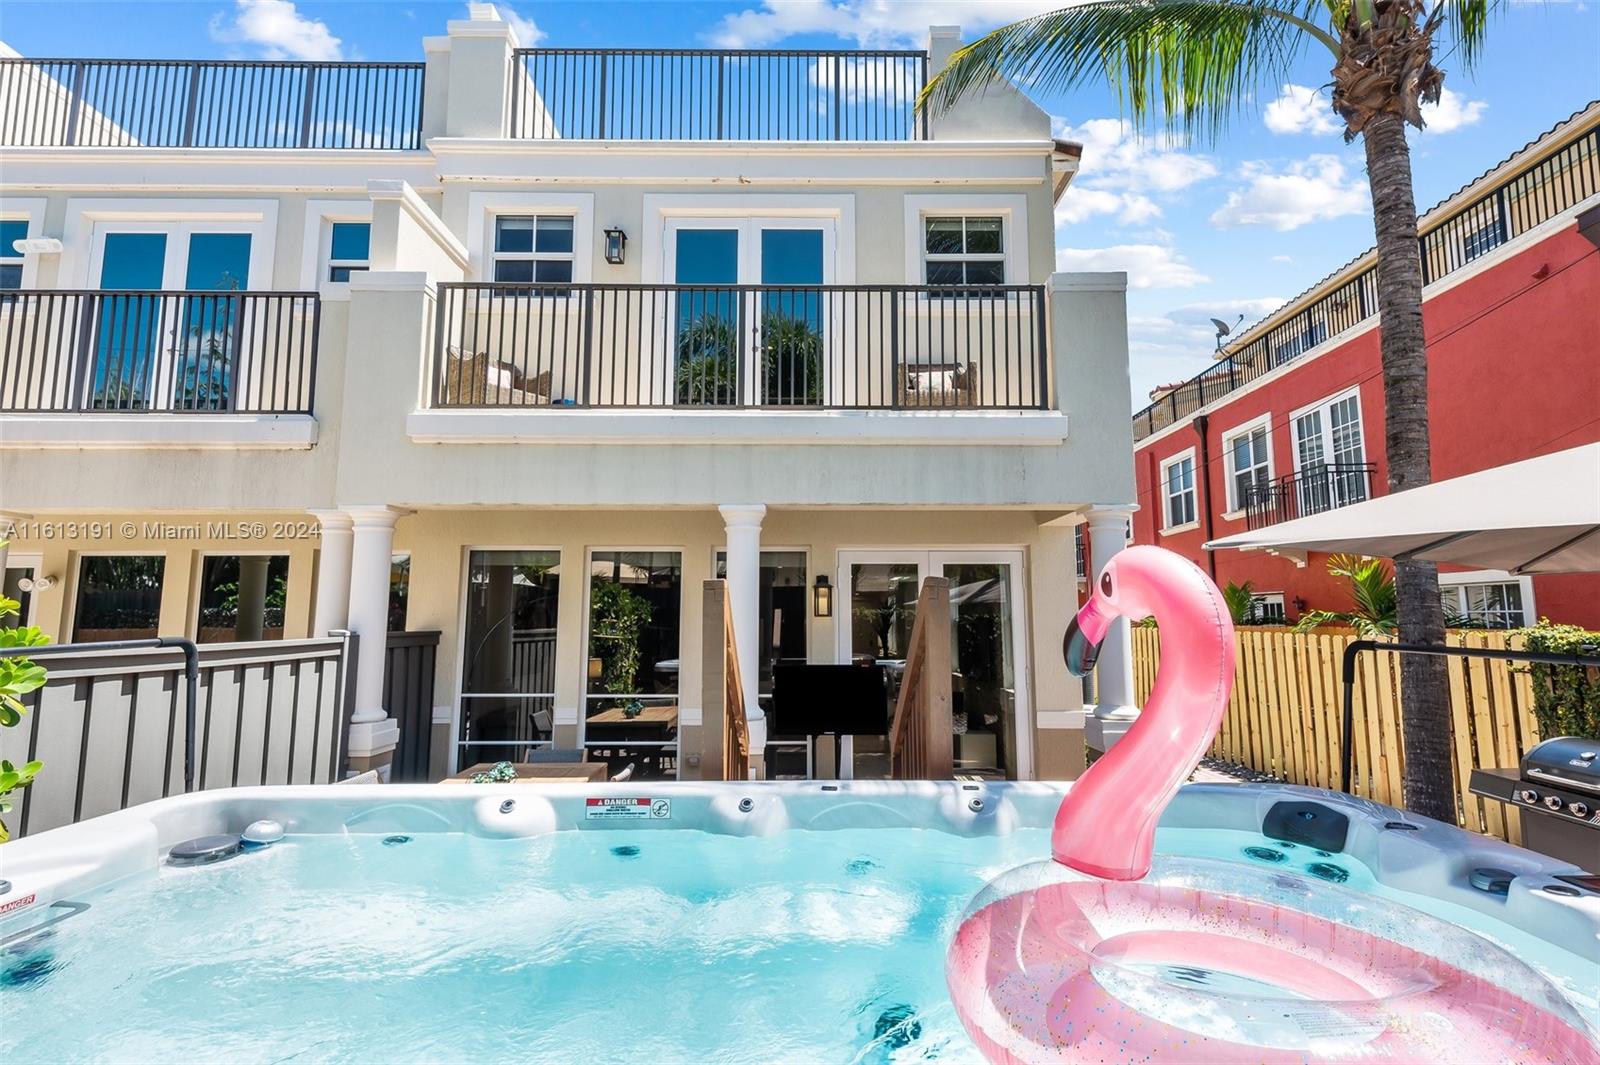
[[1518, 620, 1600, 740]]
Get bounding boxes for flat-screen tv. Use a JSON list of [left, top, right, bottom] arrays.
[[770, 664, 889, 738]]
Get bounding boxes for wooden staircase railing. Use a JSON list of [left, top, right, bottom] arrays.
[[700, 579, 751, 781], [889, 576, 954, 779]]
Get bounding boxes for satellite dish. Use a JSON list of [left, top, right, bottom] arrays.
[[1211, 314, 1245, 352]]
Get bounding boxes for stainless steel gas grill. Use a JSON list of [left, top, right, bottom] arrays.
[[1472, 736, 1600, 871]]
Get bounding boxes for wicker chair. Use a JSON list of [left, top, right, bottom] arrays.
[[898, 361, 979, 407], [440, 348, 552, 405]]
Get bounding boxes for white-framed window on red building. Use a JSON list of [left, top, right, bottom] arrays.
[[1160, 449, 1197, 531], [1224, 416, 1272, 513], [1291, 389, 1367, 516]]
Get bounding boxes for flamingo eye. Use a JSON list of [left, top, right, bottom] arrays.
[[1100, 572, 1114, 597]]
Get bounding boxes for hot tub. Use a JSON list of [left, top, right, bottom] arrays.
[[1, 781, 1595, 1062]]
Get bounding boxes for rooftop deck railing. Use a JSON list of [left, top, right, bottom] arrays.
[[0, 289, 320, 414], [431, 282, 1050, 411], [1133, 125, 1599, 442], [1243, 462, 1376, 530], [510, 48, 928, 141], [0, 58, 425, 148]]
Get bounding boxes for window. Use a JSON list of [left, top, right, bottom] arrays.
[[493, 215, 575, 284], [1074, 525, 1088, 581], [196, 555, 289, 643], [1462, 221, 1504, 262], [389, 554, 410, 632], [584, 551, 682, 780], [327, 222, 370, 282], [459, 550, 561, 766], [1226, 422, 1272, 512], [922, 215, 1004, 286], [0, 219, 25, 290], [1162, 453, 1197, 530], [73, 555, 165, 642], [1293, 390, 1368, 515], [1246, 593, 1287, 625], [1441, 581, 1528, 629], [3, 565, 34, 626]]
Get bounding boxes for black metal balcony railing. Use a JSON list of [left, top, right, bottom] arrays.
[[1133, 124, 1599, 443], [0, 290, 320, 414], [1244, 462, 1376, 530], [511, 48, 928, 141], [431, 283, 1049, 411], [0, 58, 425, 149]]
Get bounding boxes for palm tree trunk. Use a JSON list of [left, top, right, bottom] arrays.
[[1361, 110, 1455, 824]]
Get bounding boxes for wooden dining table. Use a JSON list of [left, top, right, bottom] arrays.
[[584, 704, 679, 742], [442, 762, 609, 783]]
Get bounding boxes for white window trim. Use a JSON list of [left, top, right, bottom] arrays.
[[1289, 386, 1365, 475], [67, 550, 170, 643], [299, 199, 373, 299], [639, 193, 856, 284], [2, 551, 44, 627], [1159, 447, 1199, 533], [0, 197, 47, 289], [489, 215, 578, 284], [1438, 569, 1536, 627], [60, 198, 279, 290], [465, 191, 595, 284], [902, 194, 1029, 287], [1221, 412, 1274, 514]]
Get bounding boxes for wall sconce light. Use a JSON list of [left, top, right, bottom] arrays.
[[587, 656, 604, 680], [15, 575, 56, 593], [603, 227, 627, 265], [813, 575, 833, 618], [1293, 596, 1308, 614]]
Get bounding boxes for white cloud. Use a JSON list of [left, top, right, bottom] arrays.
[[1421, 87, 1487, 134], [1056, 243, 1209, 289], [498, 4, 546, 48], [1210, 154, 1369, 231], [708, 0, 1060, 48], [1271, 254, 1293, 263], [1263, 82, 1485, 137], [1053, 118, 1217, 226], [1127, 297, 1286, 405], [209, 0, 342, 61], [1263, 84, 1341, 136]]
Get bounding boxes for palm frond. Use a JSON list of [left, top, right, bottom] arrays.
[[1434, 0, 1500, 71], [918, 0, 1339, 140]]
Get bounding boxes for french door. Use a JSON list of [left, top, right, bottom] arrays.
[[835, 549, 1031, 781], [88, 225, 254, 409], [1292, 391, 1367, 516], [664, 218, 834, 406]]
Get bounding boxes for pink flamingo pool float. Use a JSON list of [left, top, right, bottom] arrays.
[[946, 545, 1599, 1063]]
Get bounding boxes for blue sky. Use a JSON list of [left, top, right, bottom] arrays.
[[4, 1, 1596, 410]]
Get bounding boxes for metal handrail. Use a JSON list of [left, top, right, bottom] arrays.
[[1243, 462, 1376, 529], [1338, 640, 1600, 795]]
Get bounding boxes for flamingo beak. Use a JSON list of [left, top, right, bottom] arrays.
[[1063, 595, 1113, 677]]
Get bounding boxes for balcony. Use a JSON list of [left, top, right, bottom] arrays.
[[429, 282, 1050, 412], [510, 49, 928, 141], [0, 289, 319, 415], [0, 58, 425, 149], [1244, 463, 1376, 530]]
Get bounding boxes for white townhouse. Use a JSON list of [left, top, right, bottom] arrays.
[[0, 6, 1137, 784]]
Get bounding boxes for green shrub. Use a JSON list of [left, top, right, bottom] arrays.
[[1518, 620, 1600, 740]]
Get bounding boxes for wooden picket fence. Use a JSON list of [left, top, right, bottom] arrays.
[[1131, 626, 1545, 845]]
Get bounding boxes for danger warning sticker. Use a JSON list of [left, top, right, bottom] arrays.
[[0, 893, 36, 916], [585, 797, 671, 820]]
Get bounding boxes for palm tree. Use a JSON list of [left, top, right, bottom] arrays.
[[921, 0, 1496, 823]]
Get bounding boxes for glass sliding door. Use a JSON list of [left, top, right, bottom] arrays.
[[93, 232, 167, 408], [717, 549, 810, 777], [583, 551, 683, 780], [837, 550, 1030, 781], [458, 550, 560, 769]]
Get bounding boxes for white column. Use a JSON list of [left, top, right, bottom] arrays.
[[1085, 505, 1139, 738], [345, 507, 401, 759], [719, 504, 766, 759], [309, 510, 353, 637], [234, 556, 270, 642]]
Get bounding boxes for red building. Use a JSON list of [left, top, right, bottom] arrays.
[[1130, 102, 1600, 629]]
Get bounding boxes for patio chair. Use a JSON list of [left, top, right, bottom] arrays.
[[440, 348, 553, 405], [898, 362, 978, 407]]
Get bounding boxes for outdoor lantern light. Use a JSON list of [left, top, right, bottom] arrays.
[[604, 227, 627, 265], [813, 575, 833, 618], [587, 656, 604, 680]]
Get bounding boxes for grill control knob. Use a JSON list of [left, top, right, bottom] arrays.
[[1544, 795, 1565, 811], [1518, 789, 1539, 804], [1569, 802, 1589, 818]]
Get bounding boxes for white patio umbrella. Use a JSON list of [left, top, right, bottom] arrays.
[[1205, 443, 1600, 574]]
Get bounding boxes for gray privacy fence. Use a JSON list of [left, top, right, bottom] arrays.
[[384, 630, 440, 783], [0, 634, 356, 838]]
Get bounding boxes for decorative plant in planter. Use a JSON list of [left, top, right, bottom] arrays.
[[589, 581, 653, 697], [0, 557, 48, 843]]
